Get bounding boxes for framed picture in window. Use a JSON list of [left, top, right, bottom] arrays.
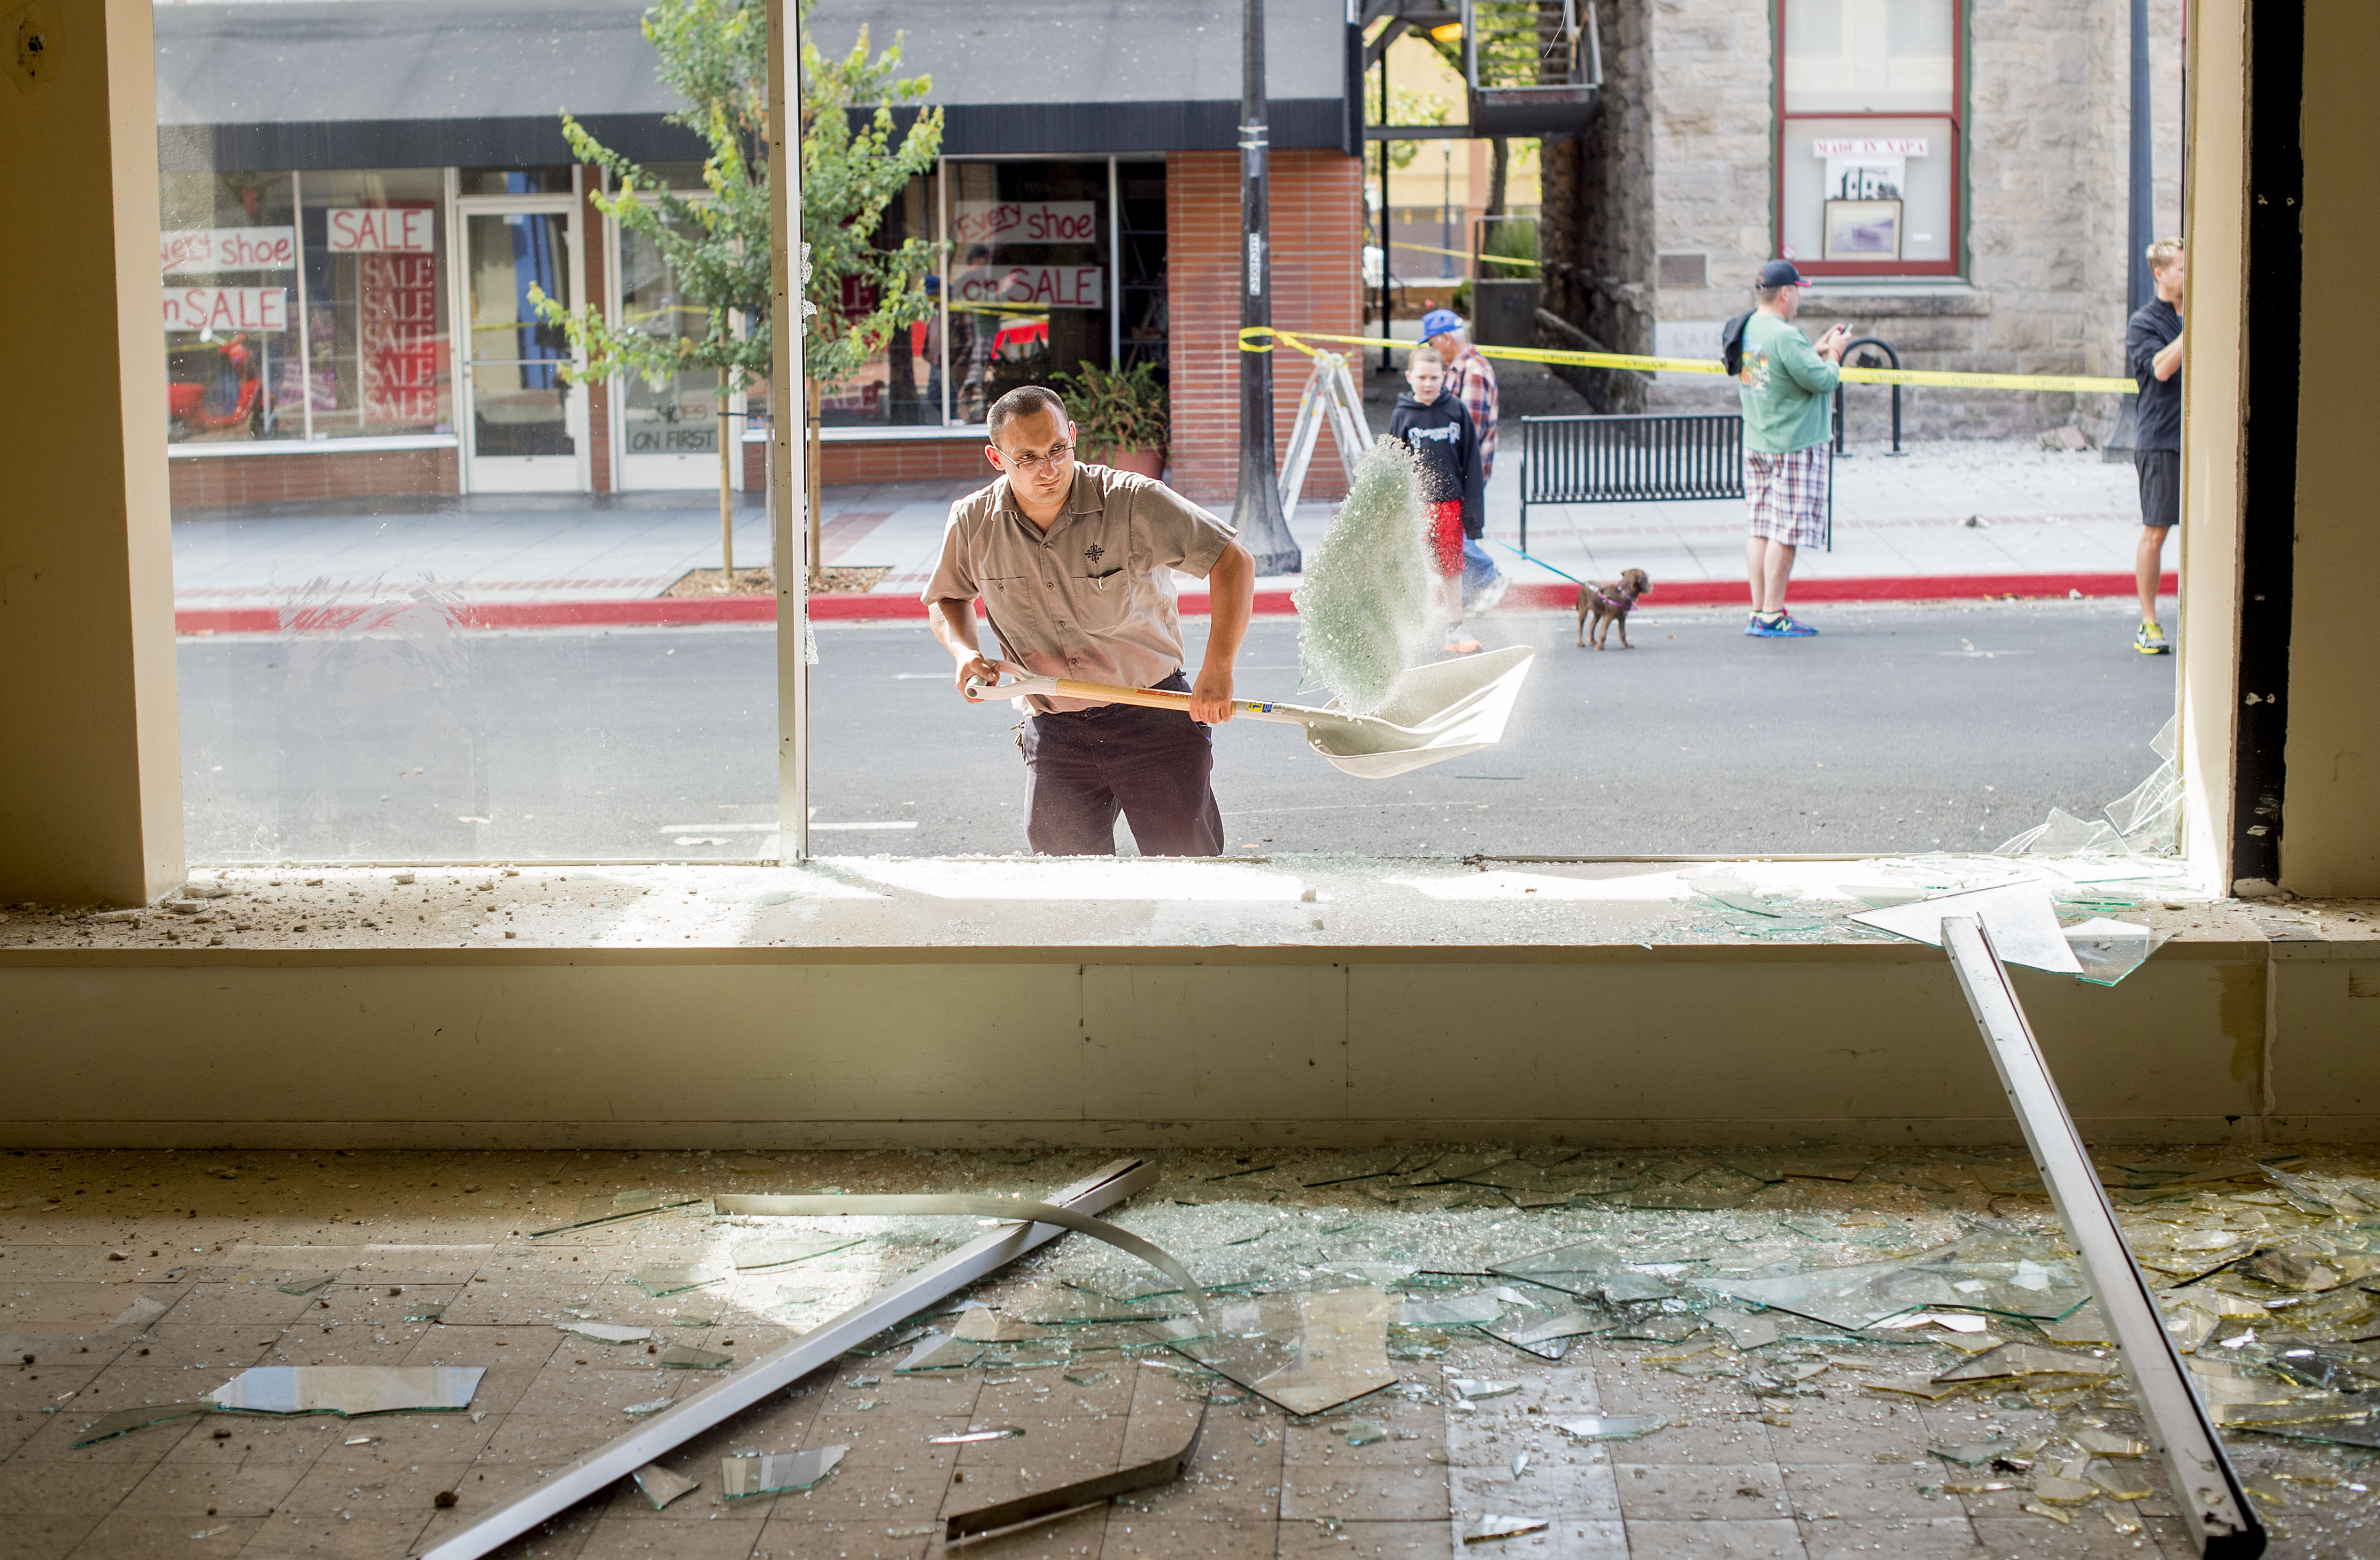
[[1823, 198, 1902, 261]]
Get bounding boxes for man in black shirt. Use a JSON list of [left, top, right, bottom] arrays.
[[2125, 238, 2186, 654]]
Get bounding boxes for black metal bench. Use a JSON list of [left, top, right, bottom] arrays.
[[1517, 413, 1747, 550]]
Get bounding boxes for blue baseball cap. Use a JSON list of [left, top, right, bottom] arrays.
[[1756, 259, 1805, 288], [1419, 308, 1464, 340]]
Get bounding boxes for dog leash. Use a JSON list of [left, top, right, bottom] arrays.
[[1483, 536, 1588, 589]]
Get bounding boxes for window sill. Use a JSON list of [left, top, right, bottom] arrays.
[[167, 433, 459, 459], [1795, 283, 1991, 319]]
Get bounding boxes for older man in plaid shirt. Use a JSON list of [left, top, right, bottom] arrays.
[[1421, 308, 1498, 479]]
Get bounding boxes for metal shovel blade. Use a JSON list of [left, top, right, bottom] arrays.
[[1299, 645, 1535, 778]]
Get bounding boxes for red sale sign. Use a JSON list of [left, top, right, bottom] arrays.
[[160, 227, 297, 275], [361, 253, 441, 424], [162, 287, 288, 333], [326, 207, 436, 254]]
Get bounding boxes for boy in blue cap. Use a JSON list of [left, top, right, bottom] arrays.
[[1732, 260, 1848, 638], [1421, 307, 1506, 613]]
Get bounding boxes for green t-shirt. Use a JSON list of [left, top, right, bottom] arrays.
[[1737, 312, 1840, 453]]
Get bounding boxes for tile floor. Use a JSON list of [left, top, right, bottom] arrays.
[[4, 1146, 2375, 1559]]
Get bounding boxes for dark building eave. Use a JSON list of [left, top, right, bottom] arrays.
[[161, 99, 1353, 173]]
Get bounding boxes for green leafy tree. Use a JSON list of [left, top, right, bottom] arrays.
[[535, 0, 942, 573]]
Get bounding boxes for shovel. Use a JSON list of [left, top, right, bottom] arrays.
[[967, 645, 1535, 780]]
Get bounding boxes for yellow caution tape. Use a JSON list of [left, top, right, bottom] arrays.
[[1236, 325, 2137, 394], [1387, 239, 1542, 269]]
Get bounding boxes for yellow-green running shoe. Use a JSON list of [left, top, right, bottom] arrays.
[[2135, 623, 2171, 655]]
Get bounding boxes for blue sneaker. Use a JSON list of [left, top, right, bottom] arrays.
[[1743, 612, 1765, 637], [1752, 612, 1818, 638]]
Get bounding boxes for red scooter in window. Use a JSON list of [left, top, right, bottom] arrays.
[[167, 333, 267, 439]]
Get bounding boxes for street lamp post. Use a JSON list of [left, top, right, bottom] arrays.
[[1230, 0, 1303, 576]]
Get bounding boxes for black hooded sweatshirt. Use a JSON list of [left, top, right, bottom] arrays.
[[1389, 388, 1486, 537]]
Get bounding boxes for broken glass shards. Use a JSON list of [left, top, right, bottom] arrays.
[[1602, 1166, 1764, 1211], [206, 1365, 484, 1415], [2061, 918, 2166, 987], [1450, 1378, 1520, 1402], [554, 1322, 654, 1346], [655, 1344, 732, 1369], [1554, 1414, 1665, 1443], [1147, 1287, 1397, 1416], [1338, 1418, 1388, 1447], [528, 1187, 706, 1237], [627, 1264, 729, 1298], [630, 1462, 700, 1510], [1483, 1308, 1610, 1362], [720, 1444, 847, 1499], [71, 1402, 213, 1448], [929, 1425, 1025, 1445], [944, 1402, 1207, 1543], [1998, 808, 2126, 859], [1849, 882, 2083, 975], [275, 1274, 337, 1297], [624, 1398, 674, 1418], [894, 1332, 984, 1373], [732, 1234, 864, 1273], [1932, 1344, 2119, 1385], [951, 1305, 1053, 1343], [1397, 1292, 1510, 1327], [1707, 1310, 1781, 1351], [1488, 1240, 1683, 1306], [1462, 1515, 1550, 1545], [404, 1300, 447, 1323], [1694, 1238, 2090, 1332]]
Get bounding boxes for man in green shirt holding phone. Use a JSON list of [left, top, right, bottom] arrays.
[[1733, 259, 1849, 638]]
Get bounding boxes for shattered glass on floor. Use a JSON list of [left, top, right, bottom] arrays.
[[12, 1143, 2380, 1556]]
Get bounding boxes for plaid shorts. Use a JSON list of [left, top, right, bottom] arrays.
[[1745, 445, 1829, 548]]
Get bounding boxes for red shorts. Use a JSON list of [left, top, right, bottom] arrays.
[[1427, 500, 1465, 578]]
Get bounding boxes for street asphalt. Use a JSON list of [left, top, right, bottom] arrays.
[[176, 596, 2177, 863]]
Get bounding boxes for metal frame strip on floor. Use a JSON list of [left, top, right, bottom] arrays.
[[413, 1157, 1158, 1560], [1941, 916, 2265, 1558]]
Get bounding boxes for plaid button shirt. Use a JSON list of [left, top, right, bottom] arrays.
[[1446, 348, 1501, 481]]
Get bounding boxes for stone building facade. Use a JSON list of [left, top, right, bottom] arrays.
[[1540, 0, 2184, 441]]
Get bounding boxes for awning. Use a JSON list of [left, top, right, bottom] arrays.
[[156, 0, 1355, 172]]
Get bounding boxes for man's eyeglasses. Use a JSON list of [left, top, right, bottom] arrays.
[[998, 443, 1074, 476]]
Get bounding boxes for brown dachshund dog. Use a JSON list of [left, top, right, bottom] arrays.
[[1575, 569, 1651, 650]]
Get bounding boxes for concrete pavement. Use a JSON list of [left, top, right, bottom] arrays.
[[169, 436, 2159, 633]]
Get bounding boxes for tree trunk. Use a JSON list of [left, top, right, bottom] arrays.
[[1488, 138, 1509, 217], [718, 366, 735, 578]]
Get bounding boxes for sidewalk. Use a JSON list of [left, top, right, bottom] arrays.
[[170, 438, 2161, 633]]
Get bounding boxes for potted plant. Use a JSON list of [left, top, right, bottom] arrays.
[[1050, 360, 1168, 477]]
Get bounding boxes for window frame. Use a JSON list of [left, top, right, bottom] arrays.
[[1772, 0, 1966, 280]]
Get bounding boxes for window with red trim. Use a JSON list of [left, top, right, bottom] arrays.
[[1775, 0, 1962, 278]]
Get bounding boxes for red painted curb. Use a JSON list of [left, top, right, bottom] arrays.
[[173, 572, 2177, 635]]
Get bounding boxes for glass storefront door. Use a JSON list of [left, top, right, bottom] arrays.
[[461, 199, 586, 491], [613, 220, 743, 491]]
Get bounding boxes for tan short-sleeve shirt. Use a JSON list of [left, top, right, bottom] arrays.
[[924, 463, 1236, 713]]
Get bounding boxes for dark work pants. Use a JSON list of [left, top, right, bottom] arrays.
[[1021, 671, 1225, 857]]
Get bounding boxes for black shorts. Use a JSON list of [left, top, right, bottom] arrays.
[[2135, 448, 2180, 529]]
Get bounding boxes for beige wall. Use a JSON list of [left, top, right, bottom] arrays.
[[0, 0, 183, 906], [2281, 2, 2380, 896], [5, 940, 2372, 1148]]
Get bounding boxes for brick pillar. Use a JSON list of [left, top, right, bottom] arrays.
[[1166, 149, 1364, 507]]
